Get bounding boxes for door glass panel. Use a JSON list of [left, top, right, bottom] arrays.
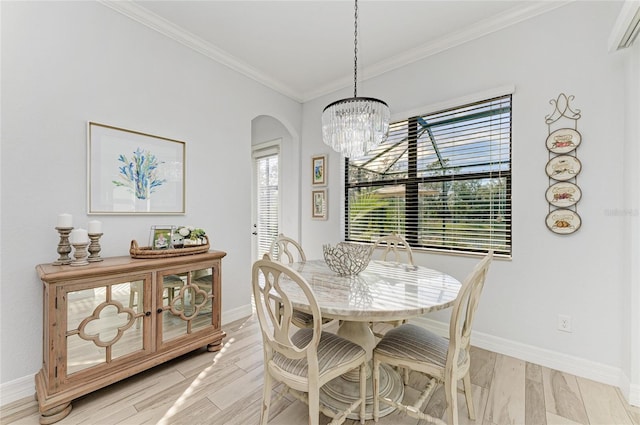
[[162, 272, 188, 341], [161, 268, 213, 342], [66, 282, 143, 375], [191, 268, 213, 332], [253, 145, 280, 262]]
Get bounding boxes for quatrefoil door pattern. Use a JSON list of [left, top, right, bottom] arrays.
[[158, 269, 215, 344], [66, 281, 147, 375]]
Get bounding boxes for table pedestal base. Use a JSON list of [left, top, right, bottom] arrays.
[[318, 320, 404, 420], [320, 363, 403, 420]]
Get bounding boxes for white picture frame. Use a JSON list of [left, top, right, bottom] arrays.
[[88, 122, 186, 215]]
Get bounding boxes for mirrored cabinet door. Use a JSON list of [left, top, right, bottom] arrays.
[[158, 267, 215, 347], [64, 276, 151, 378]]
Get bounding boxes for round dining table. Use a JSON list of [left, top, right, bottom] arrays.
[[283, 259, 462, 419]]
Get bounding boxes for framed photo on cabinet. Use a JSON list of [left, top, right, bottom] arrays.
[[149, 225, 174, 250], [312, 155, 327, 186], [312, 189, 327, 220]]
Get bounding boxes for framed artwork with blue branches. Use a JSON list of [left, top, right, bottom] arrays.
[[88, 122, 185, 215]]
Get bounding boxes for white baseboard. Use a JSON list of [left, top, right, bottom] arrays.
[[0, 304, 255, 409], [222, 303, 253, 325], [411, 317, 625, 391], [630, 383, 640, 407], [0, 375, 34, 407]]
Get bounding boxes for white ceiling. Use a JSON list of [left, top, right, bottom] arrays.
[[104, 1, 571, 102]]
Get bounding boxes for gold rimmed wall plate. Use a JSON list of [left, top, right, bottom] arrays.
[[546, 209, 581, 234], [546, 182, 582, 207], [545, 155, 582, 181], [546, 128, 581, 153]]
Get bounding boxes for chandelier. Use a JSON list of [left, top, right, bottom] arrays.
[[321, 0, 390, 158]]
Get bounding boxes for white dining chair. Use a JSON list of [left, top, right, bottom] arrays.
[[253, 254, 367, 425], [370, 233, 415, 336], [372, 251, 493, 425], [269, 233, 333, 328]]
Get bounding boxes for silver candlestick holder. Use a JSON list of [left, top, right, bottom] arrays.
[[53, 227, 74, 265], [70, 242, 90, 267], [88, 233, 104, 262]]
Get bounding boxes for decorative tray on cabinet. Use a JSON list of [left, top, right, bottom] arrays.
[[130, 237, 210, 258]]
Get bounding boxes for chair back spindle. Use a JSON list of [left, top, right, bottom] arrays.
[[269, 233, 306, 264], [372, 233, 414, 265]]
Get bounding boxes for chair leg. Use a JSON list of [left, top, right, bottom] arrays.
[[444, 376, 459, 425], [462, 372, 475, 420], [308, 386, 320, 425], [372, 358, 380, 422], [359, 363, 366, 424], [260, 371, 272, 425]]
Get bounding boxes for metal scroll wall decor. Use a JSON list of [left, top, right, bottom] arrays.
[[544, 93, 582, 234]]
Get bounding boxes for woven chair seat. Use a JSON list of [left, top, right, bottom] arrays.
[[375, 324, 466, 368], [273, 329, 365, 377]]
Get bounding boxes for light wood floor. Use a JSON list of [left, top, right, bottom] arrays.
[[2, 315, 639, 425]]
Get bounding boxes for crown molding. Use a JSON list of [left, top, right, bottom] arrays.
[[97, 0, 304, 103], [99, 0, 570, 104], [304, 1, 572, 102], [609, 0, 640, 51]]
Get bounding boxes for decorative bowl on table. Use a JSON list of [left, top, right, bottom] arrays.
[[322, 242, 373, 276]]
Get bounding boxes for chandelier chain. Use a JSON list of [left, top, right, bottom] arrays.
[[353, 0, 358, 98]]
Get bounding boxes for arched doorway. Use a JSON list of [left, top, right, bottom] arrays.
[[250, 115, 301, 262]]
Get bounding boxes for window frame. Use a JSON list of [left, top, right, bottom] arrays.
[[344, 92, 513, 257]]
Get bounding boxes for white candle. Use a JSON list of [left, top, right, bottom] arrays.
[[88, 220, 102, 234], [57, 213, 72, 228], [70, 228, 89, 244]]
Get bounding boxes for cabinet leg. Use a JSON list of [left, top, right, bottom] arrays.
[[39, 402, 72, 425], [207, 341, 224, 352]]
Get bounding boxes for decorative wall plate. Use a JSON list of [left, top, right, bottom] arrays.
[[546, 128, 581, 154], [545, 155, 582, 181], [545, 209, 581, 234], [545, 182, 582, 207]]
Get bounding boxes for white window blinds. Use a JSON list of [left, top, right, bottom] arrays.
[[345, 94, 512, 256], [254, 147, 279, 258]]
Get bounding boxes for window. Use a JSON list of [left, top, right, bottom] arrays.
[[345, 94, 512, 256]]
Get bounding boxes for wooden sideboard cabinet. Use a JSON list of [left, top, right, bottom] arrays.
[[34, 251, 226, 424]]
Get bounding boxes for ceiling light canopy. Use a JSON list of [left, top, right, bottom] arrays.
[[321, 0, 390, 158]]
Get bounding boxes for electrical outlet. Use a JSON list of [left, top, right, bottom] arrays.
[[558, 314, 572, 332]]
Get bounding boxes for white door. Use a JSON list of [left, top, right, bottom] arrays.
[[252, 141, 280, 262]]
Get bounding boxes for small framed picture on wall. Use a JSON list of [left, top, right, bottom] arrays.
[[312, 189, 327, 220], [312, 155, 327, 186]]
